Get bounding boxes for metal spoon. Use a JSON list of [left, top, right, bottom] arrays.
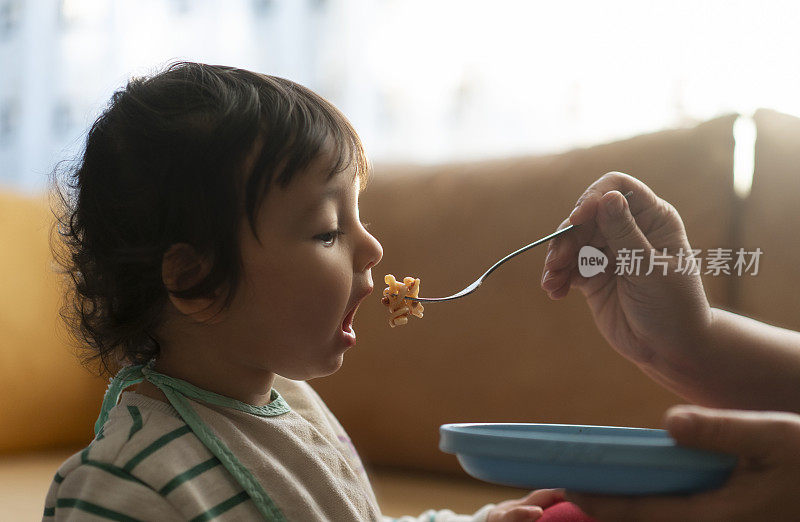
[[396, 190, 633, 303]]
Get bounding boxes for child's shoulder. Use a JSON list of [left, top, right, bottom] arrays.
[[44, 391, 246, 520], [53, 391, 212, 487]]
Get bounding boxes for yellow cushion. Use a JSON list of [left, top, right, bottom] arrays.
[[0, 190, 107, 453]]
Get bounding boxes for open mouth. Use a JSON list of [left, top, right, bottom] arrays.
[[341, 306, 356, 333], [340, 288, 372, 341]]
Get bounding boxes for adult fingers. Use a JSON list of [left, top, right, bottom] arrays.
[[594, 190, 654, 269], [546, 172, 661, 290], [541, 216, 597, 295], [544, 217, 597, 273], [664, 405, 800, 459], [568, 172, 661, 227], [544, 189, 654, 295]]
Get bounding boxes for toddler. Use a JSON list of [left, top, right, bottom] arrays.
[[43, 62, 586, 521]]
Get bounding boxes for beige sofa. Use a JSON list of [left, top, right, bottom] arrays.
[[2, 109, 798, 519]]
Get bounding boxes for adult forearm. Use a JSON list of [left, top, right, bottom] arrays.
[[643, 308, 800, 413]]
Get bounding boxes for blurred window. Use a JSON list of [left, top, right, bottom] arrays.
[[2, 0, 799, 194]]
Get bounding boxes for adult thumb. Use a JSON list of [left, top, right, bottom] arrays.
[[664, 405, 796, 459], [595, 190, 653, 266]]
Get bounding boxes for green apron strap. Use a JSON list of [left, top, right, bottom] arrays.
[[94, 364, 145, 435]]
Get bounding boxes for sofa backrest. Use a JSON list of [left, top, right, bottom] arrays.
[[3, 113, 773, 477], [734, 109, 800, 332]]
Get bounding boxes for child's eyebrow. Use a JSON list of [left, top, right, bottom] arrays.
[[297, 187, 343, 222], [298, 201, 328, 221]]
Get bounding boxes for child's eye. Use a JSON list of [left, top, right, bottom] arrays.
[[316, 230, 342, 247]]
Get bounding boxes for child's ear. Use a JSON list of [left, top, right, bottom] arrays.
[[162, 243, 225, 324]]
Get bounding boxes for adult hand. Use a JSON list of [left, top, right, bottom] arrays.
[[541, 172, 712, 370], [566, 405, 800, 521]]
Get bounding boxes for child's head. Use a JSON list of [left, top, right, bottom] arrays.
[[51, 61, 383, 381]]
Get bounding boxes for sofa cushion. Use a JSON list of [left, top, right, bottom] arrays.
[[0, 191, 107, 454], [312, 115, 739, 474]]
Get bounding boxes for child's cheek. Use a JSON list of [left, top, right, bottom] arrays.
[[292, 259, 350, 329]]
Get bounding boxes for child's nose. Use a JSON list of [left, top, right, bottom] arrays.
[[361, 230, 383, 271]]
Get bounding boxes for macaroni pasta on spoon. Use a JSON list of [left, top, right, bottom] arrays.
[[381, 275, 424, 327]]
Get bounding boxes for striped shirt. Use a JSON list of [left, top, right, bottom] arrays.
[[43, 375, 494, 521]]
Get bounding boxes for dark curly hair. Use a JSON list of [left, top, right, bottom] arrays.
[[49, 61, 369, 379]]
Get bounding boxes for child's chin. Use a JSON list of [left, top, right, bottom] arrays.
[[321, 354, 346, 375], [305, 355, 345, 380]]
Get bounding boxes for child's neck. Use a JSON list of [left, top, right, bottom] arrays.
[[133, 379, 169, 404], [133, 351, 276, 407]]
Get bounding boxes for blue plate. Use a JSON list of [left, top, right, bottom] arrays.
[[439, 423, 737, 495]]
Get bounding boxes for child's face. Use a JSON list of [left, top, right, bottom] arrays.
[[224, 152, 383, 380]]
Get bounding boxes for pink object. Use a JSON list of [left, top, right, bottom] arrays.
[[538, 501, 597, 522]]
